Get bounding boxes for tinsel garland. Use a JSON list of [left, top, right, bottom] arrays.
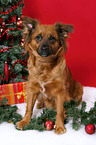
[[0, 27, 22, 39], [0, 46, 12, 52], [0, 0, 23, 15], [0, 0, 27, 84]]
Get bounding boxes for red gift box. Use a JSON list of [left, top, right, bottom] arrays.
[[0, 81, 28, 105]]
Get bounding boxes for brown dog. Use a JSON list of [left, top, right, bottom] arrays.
[[16, 17, 83, 134]]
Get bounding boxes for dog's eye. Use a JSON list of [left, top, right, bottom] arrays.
[[35, 34, 42, 42], [49, 35, 56, 44]]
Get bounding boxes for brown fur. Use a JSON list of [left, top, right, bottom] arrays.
[[16, 17, 83, 134]]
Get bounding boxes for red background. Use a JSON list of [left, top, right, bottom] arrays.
[[23, 0, 96, 87]]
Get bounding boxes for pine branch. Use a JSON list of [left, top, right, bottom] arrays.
[[64, 100, 96, 130], [0, 97, 22, 124], [22, 108, 57, 131], [0, 97, 96, 132]]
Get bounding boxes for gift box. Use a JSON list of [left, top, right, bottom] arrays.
[[0, 81, 28, 105]]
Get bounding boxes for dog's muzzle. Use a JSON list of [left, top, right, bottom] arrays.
[[37, 43, 53, 57]]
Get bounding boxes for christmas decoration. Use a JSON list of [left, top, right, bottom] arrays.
[[17, 90, 27, 100], [44, 120, 54, 130], [0, 27, 3, 32], [21, 100, 96, 132], [0, 96, 96, 133], [0, 0, 23, 15], [21, 108, 57, 131], [17, 19, 22, 27], [0, 0, 29, 85], [85, 124, 95, 134], [63, 100, 96, 131], [0, 97, 22, 124], [0, 82, 27, 105], [4, 61, 9, 82]]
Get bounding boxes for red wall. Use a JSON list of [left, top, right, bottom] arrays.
[[23, 0, 96, 87]]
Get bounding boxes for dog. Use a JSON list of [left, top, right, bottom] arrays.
[[16, 17, 83, 134]]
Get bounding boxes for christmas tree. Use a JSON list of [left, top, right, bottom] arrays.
[[0, 0, 29, 85]]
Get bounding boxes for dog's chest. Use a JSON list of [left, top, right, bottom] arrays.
[[39, 81, 49, 98]]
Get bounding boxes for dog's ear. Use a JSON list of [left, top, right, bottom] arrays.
[[22, 16, 39, 44], [55, 22, 73, 54]]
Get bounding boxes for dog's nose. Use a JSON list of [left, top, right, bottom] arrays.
[[41, 44, 49, 51]]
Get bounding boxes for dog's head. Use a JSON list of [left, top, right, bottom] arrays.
[[23, 17, 73, 57]]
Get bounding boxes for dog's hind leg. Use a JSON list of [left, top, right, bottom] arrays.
[[73, 81, 83, 105]]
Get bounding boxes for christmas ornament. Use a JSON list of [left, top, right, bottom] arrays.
[[0, 28, 3, 32], [20, 41, 24, 47], [44, 120, 54, 130], [21, 15, 24, 19], [2, 22, 5, 27], [85, 124, 95, 134], [0, 0, 27, 85], [18, 17, 21, 21], [5, 61, 9, 82], [17, 20, 22, 26], [17, 17, 22, 27], [22, 38, 25, 42]]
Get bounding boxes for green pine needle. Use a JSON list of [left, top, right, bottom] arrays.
[[0, 97, 96, 132], [0, 97, 22, 124]]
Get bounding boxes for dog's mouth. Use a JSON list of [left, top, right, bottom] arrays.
[[28, 43, 63, 62], [37, 43, 53, 57], [37, 50, 52, 57]]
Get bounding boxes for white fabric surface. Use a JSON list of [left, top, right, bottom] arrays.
[[0, 86, 96, 145]]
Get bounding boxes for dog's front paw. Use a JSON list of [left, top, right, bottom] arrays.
[[16, 120, 29, 130], [54, 126, 66, 135]]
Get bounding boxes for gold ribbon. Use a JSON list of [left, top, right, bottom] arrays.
[[17, 90, 27, 100]]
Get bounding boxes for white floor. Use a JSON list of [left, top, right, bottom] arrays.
[[0, 86, 96, 145]]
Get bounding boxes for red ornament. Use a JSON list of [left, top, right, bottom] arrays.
[[85, 124, 95, 134], [5, 62, 9, 82], [22, 38, 25, 42], [44, 120, 54, 130], [21, 15, 24, 19], [2, 22, 5, 27]]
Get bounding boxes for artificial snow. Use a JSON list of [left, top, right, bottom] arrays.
[[0, 86, 96, 145]]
